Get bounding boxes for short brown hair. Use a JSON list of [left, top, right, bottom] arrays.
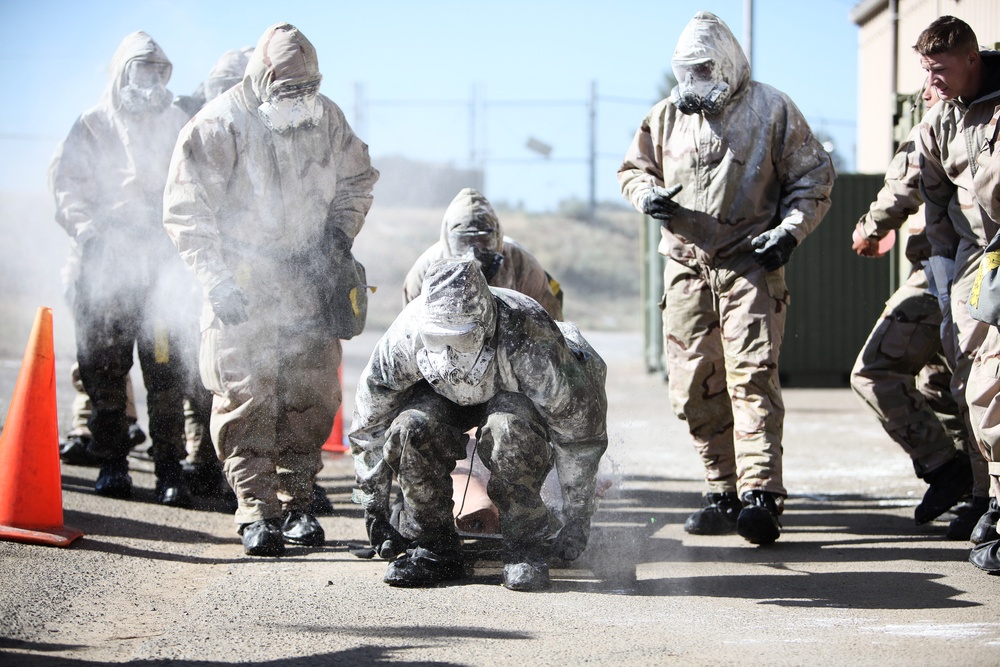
[[914, 15, 979, 56]]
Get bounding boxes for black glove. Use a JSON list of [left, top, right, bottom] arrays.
[[365, 510, 410, 560], [751, 227, 798, 271], [552, 516, 590, 561], [641, 184, 683, 220], [208, 279, 249, 326]]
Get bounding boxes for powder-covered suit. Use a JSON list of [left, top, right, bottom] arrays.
[[162, 23, 378, 524], [351, 285, 607, 561], [402, 188, 564, 321], [617, 12, 834, 497], [49, 31, 191, 464]]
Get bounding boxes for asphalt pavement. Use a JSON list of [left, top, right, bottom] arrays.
[[0, 330, 998, 666]]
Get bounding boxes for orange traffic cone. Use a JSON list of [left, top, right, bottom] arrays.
[[322, 364, 349, 453], [0, 307, 83, 547]]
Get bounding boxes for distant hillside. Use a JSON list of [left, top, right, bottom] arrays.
[[0, 191, 643, 358]]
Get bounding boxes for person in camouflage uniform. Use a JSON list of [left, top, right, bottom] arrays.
[[351, 258, 608, 591], [403, 187, 564, 321], [957, 23, 1000, 572], [617, 11, 834, 545], [914, 17, 1000, 568], [850, 82, 982, 539]]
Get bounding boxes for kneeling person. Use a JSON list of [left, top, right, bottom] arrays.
[[350, 258, 608, 591]]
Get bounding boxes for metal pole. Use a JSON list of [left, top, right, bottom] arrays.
[[889, 0, 900, 294], [469, 83, 477, 170], [353, 81, 365, 137], [589, 80, 597, 223], [743, 0, 754, 74]]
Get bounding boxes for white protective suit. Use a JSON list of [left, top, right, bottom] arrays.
[[163, 23, 379, 525], [402, 188, 564, 320], [618, 12, 834, 499], [49, 31, 191, 466]]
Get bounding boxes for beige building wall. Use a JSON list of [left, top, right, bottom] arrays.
[[851, 0, 1000, 173]]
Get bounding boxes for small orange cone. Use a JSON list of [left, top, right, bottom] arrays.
[[322, 365, 349, 453], [0, 307, 83, 547]]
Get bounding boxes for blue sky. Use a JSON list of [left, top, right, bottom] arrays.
[[0, 0, 860, 211]]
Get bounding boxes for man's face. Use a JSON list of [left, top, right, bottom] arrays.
[[920, 50, 978, 101], [922, 80, 941, 109]]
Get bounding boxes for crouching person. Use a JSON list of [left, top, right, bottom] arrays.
[[350, 258, 608, 591]]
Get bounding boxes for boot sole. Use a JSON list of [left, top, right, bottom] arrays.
[[283, 533, 325, 547]]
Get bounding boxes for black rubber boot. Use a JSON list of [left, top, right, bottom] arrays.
[[127, 421, 147, 448], [969, 537, 1000, 574], [970, 497, 1000, 545], [684, 492, 741, 535], [94, 457, 132, 498], [946, 496, 990, 541], [240, 519, 285, 557], [308, 484, 335, 516], [737, 490, 782, 545], [915, 452, 973, 525], [383, 546, 465, 587], [183, 460, 225, 496], [503, 559, 551, 592], [60, 435, 101, 467], [154, 460, 193, 508], [281, 510, 325, 546]]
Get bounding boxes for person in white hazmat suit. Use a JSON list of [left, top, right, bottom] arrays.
[[402, 188, 566, 535], [403, 187, 564, 321], [49, 31, 192, 505], [173, 47, 253, 507], [618, 11, 835, 545], [351, 258, 608, 591], [162, 23, 379, 557]]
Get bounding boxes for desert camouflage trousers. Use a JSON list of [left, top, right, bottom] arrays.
[[850, 270, 967, 477], [662, 256, 786, 497], [201, 322, 342, 525], [383, 385, 555, 560], [944, 247, 992, 497], [965, 326, 1000, 498]]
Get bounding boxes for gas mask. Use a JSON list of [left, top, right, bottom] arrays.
[[671, 60, 731, 116], [450, 229, 503, 281], [416, 325, 496, 404], [258, 82, 323, 133], [120, 59, 173, 114]]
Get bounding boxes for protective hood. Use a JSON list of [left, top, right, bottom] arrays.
[[420, 258, 497, 339], [202, 47, 252, 103], [209, 47, 252, 81], [439, 188, 504, 255], [243, 23, 321, 107], [670, 12, 749, 113], [102, 31, 173, 111]]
